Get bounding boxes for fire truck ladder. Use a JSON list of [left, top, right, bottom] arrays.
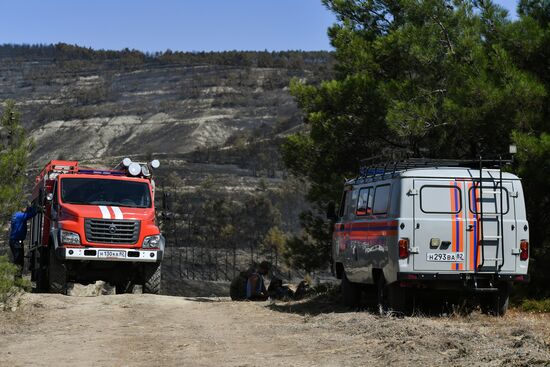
[[476, 156, 506, 273]]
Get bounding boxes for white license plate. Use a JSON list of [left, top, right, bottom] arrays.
[[426, 252, 465, 262], [98, 250, 126, 259]]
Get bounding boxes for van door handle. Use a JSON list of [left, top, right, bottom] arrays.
[[466, 224, 474, 231]]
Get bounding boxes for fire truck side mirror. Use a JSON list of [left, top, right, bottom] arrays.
[[46, 193, 54, 202], [326, 201, 337, 221]]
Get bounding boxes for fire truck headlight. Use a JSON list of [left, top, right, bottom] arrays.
[[143, 235, 161, 249], [60, 230, 81, 245]]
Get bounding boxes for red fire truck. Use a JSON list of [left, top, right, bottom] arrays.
[[28, 159, 164, 294]]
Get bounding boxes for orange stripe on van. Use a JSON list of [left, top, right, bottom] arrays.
[[450, 181, 456, 270], [476, 184, 482, 269], [467, 182, 475, 270], [457, 182, 464, 270]]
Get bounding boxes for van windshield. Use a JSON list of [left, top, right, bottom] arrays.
[[60, 178, 152, 208]]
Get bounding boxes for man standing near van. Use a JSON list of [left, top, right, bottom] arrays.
[[9, 205, 37, 272]]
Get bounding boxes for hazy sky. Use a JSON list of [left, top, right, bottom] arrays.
[[0, 0, 519, 52]]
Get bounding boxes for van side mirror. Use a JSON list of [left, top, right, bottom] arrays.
[[326, 201, 337, 221]]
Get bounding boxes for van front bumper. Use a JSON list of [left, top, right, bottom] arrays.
[[57, 247, 163, 263]]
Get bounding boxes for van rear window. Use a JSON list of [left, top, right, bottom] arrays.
[[469, 186, 509, 215], [420, 185, 462, 214]]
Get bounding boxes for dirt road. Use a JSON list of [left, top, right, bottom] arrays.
[[0, 293, 549, 367]]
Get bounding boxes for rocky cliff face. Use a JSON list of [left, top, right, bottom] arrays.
[[0, 61, 312, 167]]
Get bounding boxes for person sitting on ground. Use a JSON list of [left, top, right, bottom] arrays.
[[267, 276, 294, 300], [246, 261, 271, 301], [229, 261, 272, 301]]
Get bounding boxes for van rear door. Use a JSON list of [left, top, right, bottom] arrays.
[[467, 179, 516, 273], [412, 180, 468, 272]]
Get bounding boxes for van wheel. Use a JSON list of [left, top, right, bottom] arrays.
[[480, 283, 510, 316], [48, 248, 67, 294], [142, 263, 161, 294], [377, 276, 410, 316], [341, 273, 361, 308]]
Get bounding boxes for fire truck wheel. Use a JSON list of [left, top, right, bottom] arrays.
[[142, 263, 161, 294], [48, 248, 67, 294], [480, 283, 510, 316], [34, 247, 49, 293], [341, 273, 361, 308], [115, 281, 135, 294]]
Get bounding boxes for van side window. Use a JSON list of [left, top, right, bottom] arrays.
[[349, 189, 359, 217], [420, 185, 462, 214], [338, 190, 348, 218], [356, 188, 368, 216], [373, 185, 390, 214], [356, 188, 373, 216]]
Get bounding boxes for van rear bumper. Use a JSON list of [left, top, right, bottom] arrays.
[[397, 272, 529, 283]]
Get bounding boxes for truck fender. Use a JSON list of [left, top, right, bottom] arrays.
[[48, 229, 62, 260]]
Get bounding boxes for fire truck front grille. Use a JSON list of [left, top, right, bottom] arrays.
[[85, 219, 140, 244]]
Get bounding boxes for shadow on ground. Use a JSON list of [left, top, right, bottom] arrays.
[[267, 289, 479, 318]]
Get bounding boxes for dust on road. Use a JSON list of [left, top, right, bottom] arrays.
[[0, 293, 549, 367]]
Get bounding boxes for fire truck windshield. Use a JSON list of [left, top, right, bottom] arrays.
[[60, 178, 152, 208]]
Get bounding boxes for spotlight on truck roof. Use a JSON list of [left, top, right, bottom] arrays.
[[128, 163, 142, 176], [122, 157, 133, 167], [141, 165, 151, 177], [150, 159, 160, 169]]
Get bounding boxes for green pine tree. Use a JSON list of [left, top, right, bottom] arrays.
[[0, 100, 33, 225]]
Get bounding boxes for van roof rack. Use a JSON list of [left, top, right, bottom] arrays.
[[357, 157, 512, 180]]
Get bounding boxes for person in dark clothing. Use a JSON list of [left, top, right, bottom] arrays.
[[9, 205, 37, 270], [229, 261, 271, 301], [246, 261, 271, 301]]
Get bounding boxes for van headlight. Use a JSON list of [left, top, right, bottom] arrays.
[[143, 235, 161, 249], [60, 230, 81, 245]]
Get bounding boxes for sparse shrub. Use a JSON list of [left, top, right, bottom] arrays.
[[520, 299, 550, 313], [0, 256, 30, 307]]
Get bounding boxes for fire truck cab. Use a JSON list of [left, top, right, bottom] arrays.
[[331, 158, 529, 316], [29, 159, 164, 294]]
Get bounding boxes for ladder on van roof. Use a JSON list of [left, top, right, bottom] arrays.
[[475, 156, 507, 273]]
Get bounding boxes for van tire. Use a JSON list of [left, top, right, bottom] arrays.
[[378, 276, 410, 316], [341, 273, 361, 308], [480, 283, 510, 316], [142, 263, 161, 294], [48, 247, 67, 294]]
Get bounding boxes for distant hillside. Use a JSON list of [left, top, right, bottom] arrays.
[[0, 44, 332, 167]]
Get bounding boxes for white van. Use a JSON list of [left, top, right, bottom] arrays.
[[330, 159, 529, 315]]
